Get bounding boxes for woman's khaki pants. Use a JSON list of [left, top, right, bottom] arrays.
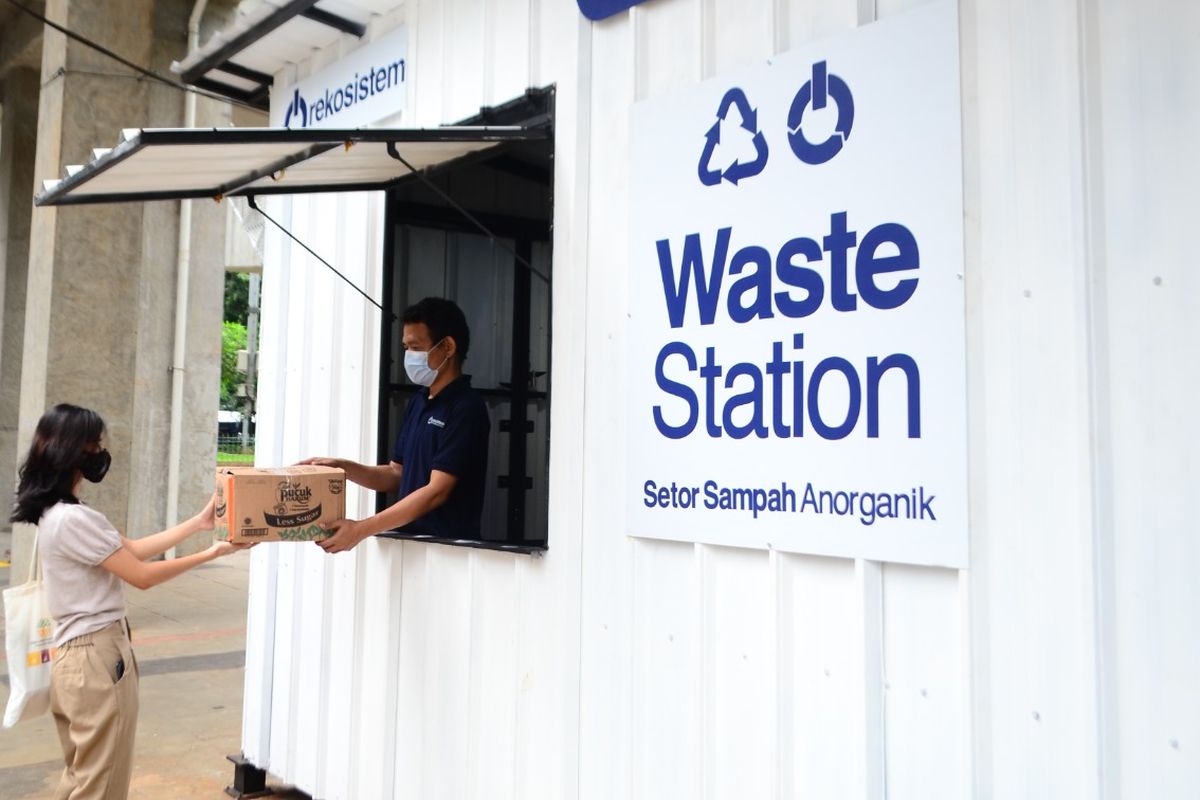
[[49, 620, 139, 800]]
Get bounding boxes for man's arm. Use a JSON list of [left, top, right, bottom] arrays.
[[316, 470, 458, 554], [299, 457, 402, 493]]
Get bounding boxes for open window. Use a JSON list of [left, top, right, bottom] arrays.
[[377, 90, 553, 553]]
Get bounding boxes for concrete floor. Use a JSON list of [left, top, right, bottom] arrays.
[[1, 536, 305, 799]]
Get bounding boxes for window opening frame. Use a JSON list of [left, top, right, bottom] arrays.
[[375, 87, 554, 555]]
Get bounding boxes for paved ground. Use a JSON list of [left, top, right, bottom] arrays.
[[1, 531, 305, 799]]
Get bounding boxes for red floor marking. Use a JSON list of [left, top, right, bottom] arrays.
[[133, 626, 247, 645]]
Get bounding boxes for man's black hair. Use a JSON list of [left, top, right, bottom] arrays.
[[402, 297, 471, 363]]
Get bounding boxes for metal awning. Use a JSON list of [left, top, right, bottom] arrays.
[[171, 1, 404, 109], [35, 126, 548, 206]]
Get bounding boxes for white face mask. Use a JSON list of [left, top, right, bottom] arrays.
[[404, 339, 447, 387]]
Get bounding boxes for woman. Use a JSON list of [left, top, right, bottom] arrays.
[[10, 404, 247, 799]]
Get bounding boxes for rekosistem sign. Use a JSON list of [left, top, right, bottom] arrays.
[[627, 0, 967, 567], [271, 26, 408, 129]]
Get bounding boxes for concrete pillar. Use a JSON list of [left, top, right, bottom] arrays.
[[0, 68, 40, 556], [126, 0, 234, 555], [11, 0, 234, 580]]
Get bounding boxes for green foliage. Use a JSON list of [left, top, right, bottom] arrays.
[[224, 272, 250, 323], [222, 273, 260, 417], [221, 321, 248, 410]]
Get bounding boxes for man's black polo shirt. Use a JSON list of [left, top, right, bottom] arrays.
[[392, 375, 490, 538]]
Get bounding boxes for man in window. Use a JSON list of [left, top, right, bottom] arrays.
[[302, 297, 490, 552]]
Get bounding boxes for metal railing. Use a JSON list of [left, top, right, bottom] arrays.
[[217, 435, 255, 464]]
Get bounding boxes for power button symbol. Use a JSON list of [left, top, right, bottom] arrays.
[[787, 61, 854, 165]]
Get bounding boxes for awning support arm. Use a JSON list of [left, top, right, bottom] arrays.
[[386, 142, 551, 285], [246, 194, 396, 320]]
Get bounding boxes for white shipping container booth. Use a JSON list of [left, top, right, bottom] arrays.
[[35, 0, 1198, 797]]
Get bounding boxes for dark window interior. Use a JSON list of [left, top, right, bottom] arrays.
[[377, 88, 553, 553]]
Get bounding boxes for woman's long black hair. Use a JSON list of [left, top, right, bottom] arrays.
[[11, 404, 106, 524]]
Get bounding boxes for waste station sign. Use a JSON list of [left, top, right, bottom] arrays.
[[627, 0, 967, 567]]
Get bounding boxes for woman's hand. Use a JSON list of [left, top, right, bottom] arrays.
[[207, 540, 253, 558], [195, 492, 218, 530]]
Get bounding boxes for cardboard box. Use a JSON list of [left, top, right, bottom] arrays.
[[215, 466, 345, 543]]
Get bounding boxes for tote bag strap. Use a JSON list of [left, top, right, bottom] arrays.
[[26, 529, 41, 583]]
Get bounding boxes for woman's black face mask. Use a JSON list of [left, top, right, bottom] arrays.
[[80, 449, 111, 483]]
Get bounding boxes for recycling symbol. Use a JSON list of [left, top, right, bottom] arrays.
[[787, 61, 854, 165], [697, 87, 769, 186]]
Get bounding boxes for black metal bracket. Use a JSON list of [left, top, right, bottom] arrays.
[[181, 0, 322, 85], [302, 6, 367, 37], [379, 530, 547, 555], [224, 753, 273, 799]]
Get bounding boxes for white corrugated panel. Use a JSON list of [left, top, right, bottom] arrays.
[[241, 0, 1200, 798], [246, 187, 385, 797], [1092, 1, 1199, 795], [969, 0, 1104, 791]]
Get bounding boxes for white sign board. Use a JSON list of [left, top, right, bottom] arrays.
[[627, 1, 967, 567], [270, 26, 408, 129]]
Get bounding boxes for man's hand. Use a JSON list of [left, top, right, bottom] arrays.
[[317, 518, 368, 554], [296, 456, 345, 468]]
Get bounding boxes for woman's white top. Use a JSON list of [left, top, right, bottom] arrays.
[[38, 501, 126, 647]]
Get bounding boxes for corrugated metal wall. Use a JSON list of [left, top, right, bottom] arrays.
[[244, 1, 1199, 798]]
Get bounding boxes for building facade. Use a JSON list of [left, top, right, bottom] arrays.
[[1, 0, 256, 572], [22, 0, 1200, 798]]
